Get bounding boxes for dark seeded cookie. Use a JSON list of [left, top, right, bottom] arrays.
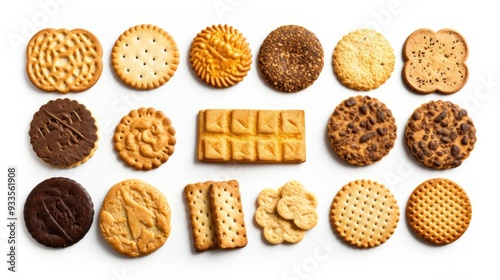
[[327, 96, 397, 166], [24, 177, 94, 248], [258, 25, 324, 93], [405, 100, 476, 169], [29, 98, 99, 168]]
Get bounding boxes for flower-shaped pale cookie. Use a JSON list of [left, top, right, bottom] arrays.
[[277, 181, 318, 230], [403, 28, 468, 94], [255, 188, 305, 244]]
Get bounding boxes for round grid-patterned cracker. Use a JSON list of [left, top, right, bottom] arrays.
[[330, 179, 399, 248], [258, 25, 324, 93], [327, 95, 397, 166], [333, 29, 395, 91], [112, 24, 180, 90], [190, 24, 252, 88], [406, 178, 471, 245], [26, 28, 103, 93], [113, 107, 176, 170], [405, 100, 476, 169]]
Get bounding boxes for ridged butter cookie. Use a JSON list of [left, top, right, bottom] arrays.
[[258, 25, 324, 92], [405, 100, 476, 169], [112, 24, 179, 90], [190, 24, 252, 88]]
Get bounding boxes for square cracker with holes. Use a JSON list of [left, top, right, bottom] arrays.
[[184, 180, 247, 251]]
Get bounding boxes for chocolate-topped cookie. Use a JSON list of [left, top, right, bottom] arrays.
[[327, 96, 397, 166], [258, 25, 324, 92], [405, 100, 476, 169], [29, 98, 99, 168], [24, 177, 94, 248]]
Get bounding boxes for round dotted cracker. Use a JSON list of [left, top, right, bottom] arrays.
[[258, 25, 324, 93], [406, 178, 471, 245], [405, 100, 476, 169], [333, 29, 395, 91], [189, 24, 252, 88], [113, 107, 176, 170], [330, 179, 399, 248], [112, 24, 179, 90], [327, 95, 397, 166]]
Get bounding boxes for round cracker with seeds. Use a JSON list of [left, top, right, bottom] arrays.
[[405, 100, 476, 169], [403, 28, 469, 94], [406, 178, 471, 245], [113, 107, 176, 170], [112, 24, 180, 90], [333, 29, 395, 91], [258, 25, 324, 93], [327, 95, 397, 166], [190, 24, 252, 88], [330, 179, 399, 248]]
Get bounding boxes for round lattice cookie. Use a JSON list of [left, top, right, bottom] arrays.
[[26, 28, 103, 93], [330, 179, 400, 248], [113, 107, 176, 170], [406, 178, 472, 245], [112, 24, 180, 90], [405, 100, 476, 169], [190, 24, 252, 88]]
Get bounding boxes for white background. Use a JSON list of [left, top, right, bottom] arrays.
[[1, 0, 499, 279]]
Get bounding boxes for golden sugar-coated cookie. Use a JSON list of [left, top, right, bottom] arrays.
[[333, 29, 395, 91], [209, 180, 247, 249], [405, 100, 476, 169], [114, 107, 176, 170], [99, 179, 171, 257], [330, 179, 399, 248], [184, 181, 218, 252], [112, 24, 180, 90], [197, 109, 305, 163], [403, 28, 468, 94], [26, 28, 103, 93], [406, 178, 472, 245], [327, 96, 397, 166], [258, 25, 324, 92], [29, 98, 99, 168], [190, 24, 252, 88]]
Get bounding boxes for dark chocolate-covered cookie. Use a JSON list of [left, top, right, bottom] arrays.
[[29, 98, 98, 168], [405, 100, 476, 169], [327, 95, 397, 166], [258, 25, 324, 92], [24, 177, 94, 248]]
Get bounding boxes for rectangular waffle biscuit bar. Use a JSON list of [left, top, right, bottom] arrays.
[[197, 109, 306, 163]]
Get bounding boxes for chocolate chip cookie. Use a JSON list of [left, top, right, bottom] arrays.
[[327, 96, 397, 166], [405, 100, 476, 169]]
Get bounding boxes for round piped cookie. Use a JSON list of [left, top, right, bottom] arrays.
[[29, 98, 99, 168], [24, 177, 94, 248], [99, 179, 171, 257], [112, 24, 180, 90], [330, 179, 400, 248], [327, 95, 397, 166], [405, 100, 476, 169], [190, 24, 252, 88], [26, 28, 103, 93], [113, 107, 176, 170], [333, 29, 395, 91], [406, 178, 472, 245], [258, 25, 324, 93]]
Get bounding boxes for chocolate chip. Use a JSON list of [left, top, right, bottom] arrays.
[[345, 97, 357, 107], [461, 135, 469, 145], [348, 122, 355, 129], [412, 113, 421, 120], [376, 111, 386, 122], [359, 105, 367, 115], [440, 136, 450, 143], [449, 131, 458, 141], [376, 127, 387, 136], [359, 131, 376, 143], [451, 145, 461, 157], [434, 111, 447, 123], [460, 123, 472, 133], [456, 109, 468, 120], [428, 141, 439, 150]]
